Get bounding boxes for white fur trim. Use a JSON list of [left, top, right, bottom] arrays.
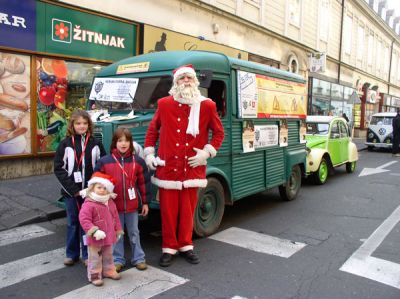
[[151, 176, 183, 190], [162, 248, 178, 254], [143, 146, 155, 157], [183, 179, 208, 188], [173, 67, 196, 81], [203, 144, 217, 158], [151, 177, 208, 189], [179, 245, 194, 252], [88, 177, 114, 193]]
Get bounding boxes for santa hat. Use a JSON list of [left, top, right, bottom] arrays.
[[88, 172, 115, 193], [173, 64, 196, 82]]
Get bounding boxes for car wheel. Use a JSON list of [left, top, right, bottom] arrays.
[[279, 165, 301, 201], [193, 177, 225, 237], [346, 161, 356, 173], [313, 158, 329, 185]]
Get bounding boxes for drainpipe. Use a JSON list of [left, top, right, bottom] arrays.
[[338, 0, 345, 84]]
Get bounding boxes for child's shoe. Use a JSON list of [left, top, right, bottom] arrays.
[[104, 272, 121, 280], [92, 279, 103, 286], [115, 263, 123, 272], [135, 262, 147, 271]]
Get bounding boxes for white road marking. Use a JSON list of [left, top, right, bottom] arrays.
[[340, 204, 400, 289], [0, 224, 54, 247], [209, 227, 306, 258], [231, 296, 249, 299], [54, 266, 188, 299], [0, 248, 65, 289], [359, 161, 398, 177]]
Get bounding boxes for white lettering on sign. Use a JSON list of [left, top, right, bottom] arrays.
[[73, 25, 125, 48], [0, 13, 26, 28]]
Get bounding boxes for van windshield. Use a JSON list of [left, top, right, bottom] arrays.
[[306, 123, 330, 135], [370, 116, 393, 125], [89, 76, 172, 112]]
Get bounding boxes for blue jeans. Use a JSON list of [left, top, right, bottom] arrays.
[[65, 196, 87, 261], [113, 211, 145, 266]]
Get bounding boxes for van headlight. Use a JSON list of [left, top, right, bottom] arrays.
[[368, 132, 374, 138]]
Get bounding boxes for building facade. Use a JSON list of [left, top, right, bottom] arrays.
[[1, 0, 400, 178]]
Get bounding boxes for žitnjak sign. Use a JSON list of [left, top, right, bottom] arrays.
[[37, 2, 136, 61]]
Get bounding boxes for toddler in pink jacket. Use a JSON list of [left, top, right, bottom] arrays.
[[79, 172, 124, 286]]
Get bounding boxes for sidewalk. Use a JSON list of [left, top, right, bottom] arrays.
[[0, 137, 367, 232], [0, 174, 65, 231]]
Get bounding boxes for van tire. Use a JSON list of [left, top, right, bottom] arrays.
[[194, 178, 225, 237], [279, 165, 301, 201]]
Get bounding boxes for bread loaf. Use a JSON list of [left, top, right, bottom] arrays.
[[3, 55, 25, 74], [0, 114, 15, 131], [0, 93, 29, 111]]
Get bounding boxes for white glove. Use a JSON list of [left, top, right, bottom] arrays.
[[145, 154, 158, 170], [93, 230, 106, 240], [145, 154, 165, 170], [188, 147, 210, 167]]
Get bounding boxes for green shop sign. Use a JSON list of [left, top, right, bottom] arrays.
[[36, 2, 136, 61]]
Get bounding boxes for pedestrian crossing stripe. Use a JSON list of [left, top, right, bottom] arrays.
[[0, 224, 53, 247], [54, 266, 188, 299], [209, 227, 307, 258], [0, 247, 65, 289]]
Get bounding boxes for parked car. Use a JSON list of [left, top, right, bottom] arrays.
[[365, 112, 397, 151], [305, 116, 358, 184]]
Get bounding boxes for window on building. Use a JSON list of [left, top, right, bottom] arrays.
[[356, 25, 364, 61], [288, 0, 301, 27], [383, 45, 389, 74], [376, 40, 382, 72], [367, 33, 374, 66], [319, 0, 330, 41], [343, 14, 353, 55]]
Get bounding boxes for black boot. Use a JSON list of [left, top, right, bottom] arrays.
[[159, 253, 174, 267], [180, 250, 200, 264]]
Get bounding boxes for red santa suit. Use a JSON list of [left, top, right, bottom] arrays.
[[144, 95, 224, 254]]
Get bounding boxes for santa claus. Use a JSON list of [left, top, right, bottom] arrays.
[[144, 64, 224, 267]]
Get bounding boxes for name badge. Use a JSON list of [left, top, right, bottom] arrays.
[[82, 235, 87, 246], [74, 171, 82, 183], [128, 188, 136, 200]]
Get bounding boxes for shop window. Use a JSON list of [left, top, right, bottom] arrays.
[[0, 52, 31, 156], [36, 57, 104, 153], [312, 97, 330, 115]]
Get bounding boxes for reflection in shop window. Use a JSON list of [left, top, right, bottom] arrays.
[[36, 57, 104, 152]]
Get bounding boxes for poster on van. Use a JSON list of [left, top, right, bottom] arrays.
[[237, 71, 307, 119], [254, 125, 278, 149], [242, 120, 255, 153]]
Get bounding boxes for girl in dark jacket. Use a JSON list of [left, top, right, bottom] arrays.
[[54, 110, 106, 266], [95, 128, 151, 272]]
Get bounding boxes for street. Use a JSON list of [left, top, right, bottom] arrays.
[[1, 149, 400, 299]]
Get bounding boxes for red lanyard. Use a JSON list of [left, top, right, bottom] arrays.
[[112, 154, 136, 187], [71, 133, 90, 169]]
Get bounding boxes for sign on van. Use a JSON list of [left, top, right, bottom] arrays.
[[237, 71, 307, 119], [89, 78, 139, 102]]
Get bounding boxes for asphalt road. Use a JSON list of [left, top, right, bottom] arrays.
[[1, 148, 400, 299]]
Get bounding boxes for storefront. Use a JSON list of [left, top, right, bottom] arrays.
[[380, 94, 400, 112], [0, 0, 138, 178], [308, 77, 357, 121], [358, 83, 380, 130]]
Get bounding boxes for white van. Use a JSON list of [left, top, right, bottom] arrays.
[[365, 112, 396, 150]]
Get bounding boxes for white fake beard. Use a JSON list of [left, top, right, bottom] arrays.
[[175, 83, 201, 105]]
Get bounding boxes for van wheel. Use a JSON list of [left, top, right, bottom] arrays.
[[194, 178, 225, 237], [313, 158, 329, 185], [367, 146, 374, 151], [279, 165, 301, 201], [346, 161, 356, 173]]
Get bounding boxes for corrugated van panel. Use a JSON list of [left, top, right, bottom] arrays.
[[265, 147, 285, 188]]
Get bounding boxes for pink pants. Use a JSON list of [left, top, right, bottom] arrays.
[[159, 188, 198, 254], [87, 245, 118, 282]]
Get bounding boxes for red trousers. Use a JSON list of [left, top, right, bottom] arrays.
[[159, 188, 198, 254]]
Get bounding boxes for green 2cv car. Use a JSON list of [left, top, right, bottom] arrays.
[[305, 116, 358, 184]]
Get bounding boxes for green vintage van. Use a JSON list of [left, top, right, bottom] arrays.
[[88, 51, 308, 236]]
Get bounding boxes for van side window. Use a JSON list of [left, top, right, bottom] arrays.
[[208, 80, 226, 118]]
